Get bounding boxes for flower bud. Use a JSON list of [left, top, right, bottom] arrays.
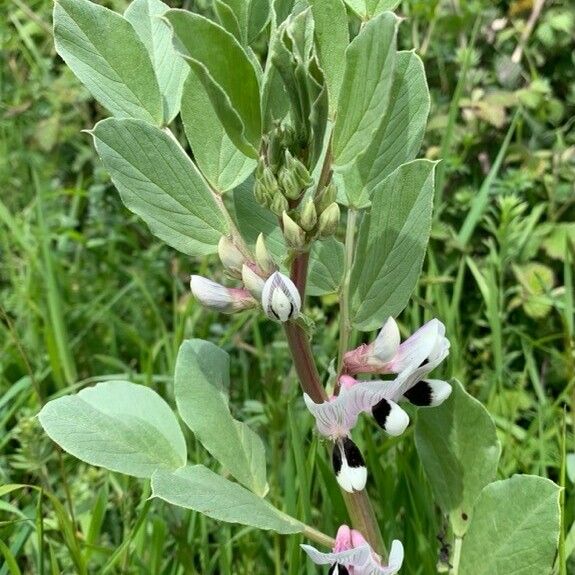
[[315, 182, 337, 213], [285, 151, 313, 189], [318, 202, 340, 237], [270, 191, 289, 216], [254, 180, 271, 207], [299, 198, 317, 231], [242, 264, 265, 298], [282, 211, 306, 249], [218, 236, 244, 277], [261, 271, 301, 322], [278, 166, 302, 200], [255, 233, 275, 274], [190, 275, 256, 314]]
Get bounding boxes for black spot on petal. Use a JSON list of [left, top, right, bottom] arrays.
[[372, 398, 391, 429], [404, 380, 433, 406], [341, 437, 365, 469], [332, 443, 342, 476]]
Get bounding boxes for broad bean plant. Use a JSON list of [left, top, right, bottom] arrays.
[[40, 0, 561, 573]]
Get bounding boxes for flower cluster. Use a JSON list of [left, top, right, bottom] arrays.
[[190, 233, 302, 323], [305, 317, 451, 493], [302, 525, 404, 574]]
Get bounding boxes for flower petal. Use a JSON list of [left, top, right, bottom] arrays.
[[301, 544, 372, 567], [373, 317, 401, 363], [389, 319, 443, 372], [403, 379, 452, 407], [371, 399, 410, 436], [332, 438, 367, 493]]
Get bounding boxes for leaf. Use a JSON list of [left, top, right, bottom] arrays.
[[350, 160, 436, 331], [124, 0, 189, 123], [355, 50, 430, 196], [164, 10, 262, 158], [152, 465, 303, 533], [307, 238, 345, 296], [248, 0, 271, 43], [38, 381, 187, 478], [512, 262, 555, 319], [332, 11, 397, 167], [415, 380, 501, 536], [180, 72, 256, 193], [309, 0, 349, 113], [53, 0, 162, 124], [92, 118, 227, 256], [459, 475, 561, 575], [175, 340, 268, 496], [344, 0, 401, 17]]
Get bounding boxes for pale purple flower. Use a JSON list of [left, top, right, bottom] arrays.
[[301, 525, 404, 574], [190, 276, 257, 314], [343, 318, 449, 377], [261, 271, 301, 322]]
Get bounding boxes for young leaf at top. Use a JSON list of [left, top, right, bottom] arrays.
[[152, 465, 303, 534], [459, 475, 561, 575], [415, 380, 501, 536], [309, 0, 349, 114], [350, 159, 436, 331], [164, 10, 262, 158], [38, 381, 187, 478], [92, 118, 228, 256], [53, 0, 162, 124], [181, 72, 257, 193], [174, 340, 268, 496], [332, 11, 398, 168], [124, 0, 189, 124]]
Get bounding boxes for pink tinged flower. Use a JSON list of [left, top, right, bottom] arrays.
[[343, 318, 450, 377], [301, 525, 404, 575], [190, 276, 256, 314], [261, 271, 301, 322]]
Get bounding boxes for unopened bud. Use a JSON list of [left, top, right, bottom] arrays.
[[282, 211, 306, 249], [255, 234, 275, 274], [285, 151, 313, 189], [278, 166, 302, 200], [254, 180, 270, 206], [270, 191, 289, 216], [315, 182, 337, 213], [261, 271, 301, 322], [318, 202, 340, 237], [242, 264, 266, 298], [299, 199, 317, 231], [218, 236, 244, 277], [260, 165, 278, 195], [190, 275, 256, 314]]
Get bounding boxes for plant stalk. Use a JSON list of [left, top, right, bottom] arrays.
[[285, 239, 386, 557], [449, 536, 463, 575], [336, 209, 358, 380]]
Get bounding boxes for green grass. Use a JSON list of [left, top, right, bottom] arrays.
[[1, 0, 574, 573]]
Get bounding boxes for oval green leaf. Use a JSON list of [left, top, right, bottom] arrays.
[[38, 381, 187, 478]]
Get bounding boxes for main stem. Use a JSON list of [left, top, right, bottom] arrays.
[[284, 237, 386, 556]]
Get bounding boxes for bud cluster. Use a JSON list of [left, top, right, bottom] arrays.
[[254, 153, 340, 249]]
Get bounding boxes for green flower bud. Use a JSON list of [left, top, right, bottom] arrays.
[[318, 202, 340, 237], [218, 236, 244, 277], [270, 191, 289, 216], [315, 182, 337, 213], [278, 166, 302, 200], [260, 165, 279, 195], [282, 211, 306, 249], [255, 233, 275, 274], [254, 180, 271, 206], [300, 198, 318, 231], [285, 150, 312, 189]]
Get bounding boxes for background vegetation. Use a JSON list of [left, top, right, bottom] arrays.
[[1, 0, 574, 573]]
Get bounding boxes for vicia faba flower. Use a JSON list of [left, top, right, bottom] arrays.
[[261, 271, 301, 322], [343, 318, 450, 378], [301, 524, 404, 575], [190, 276, 257, 314]]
